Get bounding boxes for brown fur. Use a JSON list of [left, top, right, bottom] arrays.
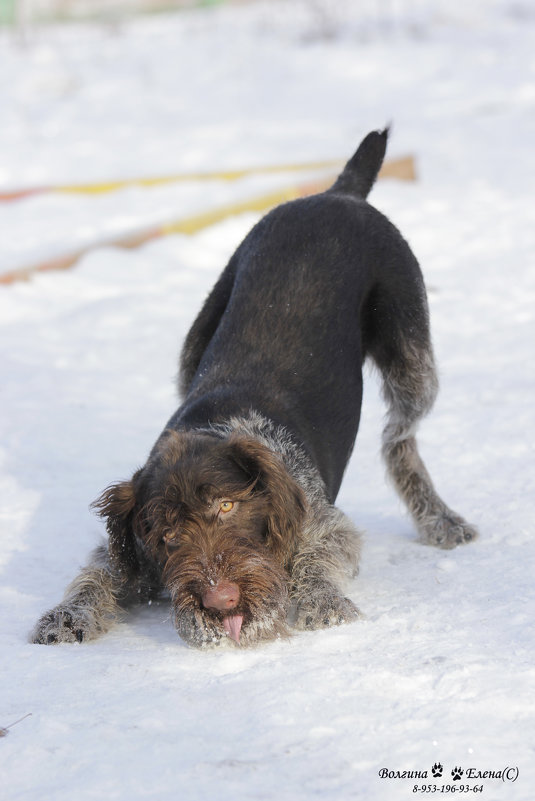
[[89, 431, 308, 646]]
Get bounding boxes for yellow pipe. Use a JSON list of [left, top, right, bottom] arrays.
[[0, 156, 415, 285]]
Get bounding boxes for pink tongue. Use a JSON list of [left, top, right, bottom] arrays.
[[223, 614, 243, 644]]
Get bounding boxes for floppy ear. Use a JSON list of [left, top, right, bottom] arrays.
[[91, 470, 143, 578], [229, 436, 306, 564]]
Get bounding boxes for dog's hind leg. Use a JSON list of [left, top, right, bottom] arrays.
[[381, 344, 477, 548], [367, 261, 478, 549]]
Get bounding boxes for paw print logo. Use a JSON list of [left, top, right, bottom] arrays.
[[431, 763, 443, 778], [451, 767, 464, 781]]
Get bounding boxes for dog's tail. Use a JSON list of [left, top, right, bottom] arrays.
[[330, 127, 389, 199]]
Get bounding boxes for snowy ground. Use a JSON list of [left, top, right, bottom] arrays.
[[1, 2, 534, 799]]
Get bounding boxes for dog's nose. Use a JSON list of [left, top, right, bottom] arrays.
[[202, 581, 240, 611]]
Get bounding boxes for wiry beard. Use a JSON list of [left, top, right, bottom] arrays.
[[163, 532, 291, 647]]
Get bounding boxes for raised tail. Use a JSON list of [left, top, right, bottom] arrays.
[[330, 127, 389, 199]]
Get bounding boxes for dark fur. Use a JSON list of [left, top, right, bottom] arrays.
[[31, 129, 477, 648]]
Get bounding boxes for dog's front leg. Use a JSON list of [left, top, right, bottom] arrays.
[[172, 605, 226, 648], [290, 506, 362, 631], [31, 545, 128, 644]]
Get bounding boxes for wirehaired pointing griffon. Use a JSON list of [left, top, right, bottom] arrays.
[[32, 129, 477, 648]]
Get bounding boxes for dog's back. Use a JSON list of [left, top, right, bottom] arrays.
[[176, 129, 426, 499]]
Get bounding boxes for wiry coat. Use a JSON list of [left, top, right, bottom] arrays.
[[31, 129, 477, 648]]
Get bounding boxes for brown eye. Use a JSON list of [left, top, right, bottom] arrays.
[[219, 501, 234, 514], [164, 530, 178, 542]]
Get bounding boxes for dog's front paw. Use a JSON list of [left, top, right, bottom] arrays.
[[294, 592, 361, 631], [173, 607, 226, 648], [31, 606, 93, 645], [422, 512, 478, 550]]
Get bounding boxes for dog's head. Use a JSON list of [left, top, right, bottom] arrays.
[[93, 429, 306, 647]]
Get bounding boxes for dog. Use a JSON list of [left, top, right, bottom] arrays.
[[31, 128, 477, 648]]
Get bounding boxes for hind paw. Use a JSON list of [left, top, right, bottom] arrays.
[[421, 512, 478, 550]]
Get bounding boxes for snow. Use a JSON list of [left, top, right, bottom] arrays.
[[1, 1, 534, 799]]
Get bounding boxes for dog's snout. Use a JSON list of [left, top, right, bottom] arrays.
[[202, 581, 240, 611]]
